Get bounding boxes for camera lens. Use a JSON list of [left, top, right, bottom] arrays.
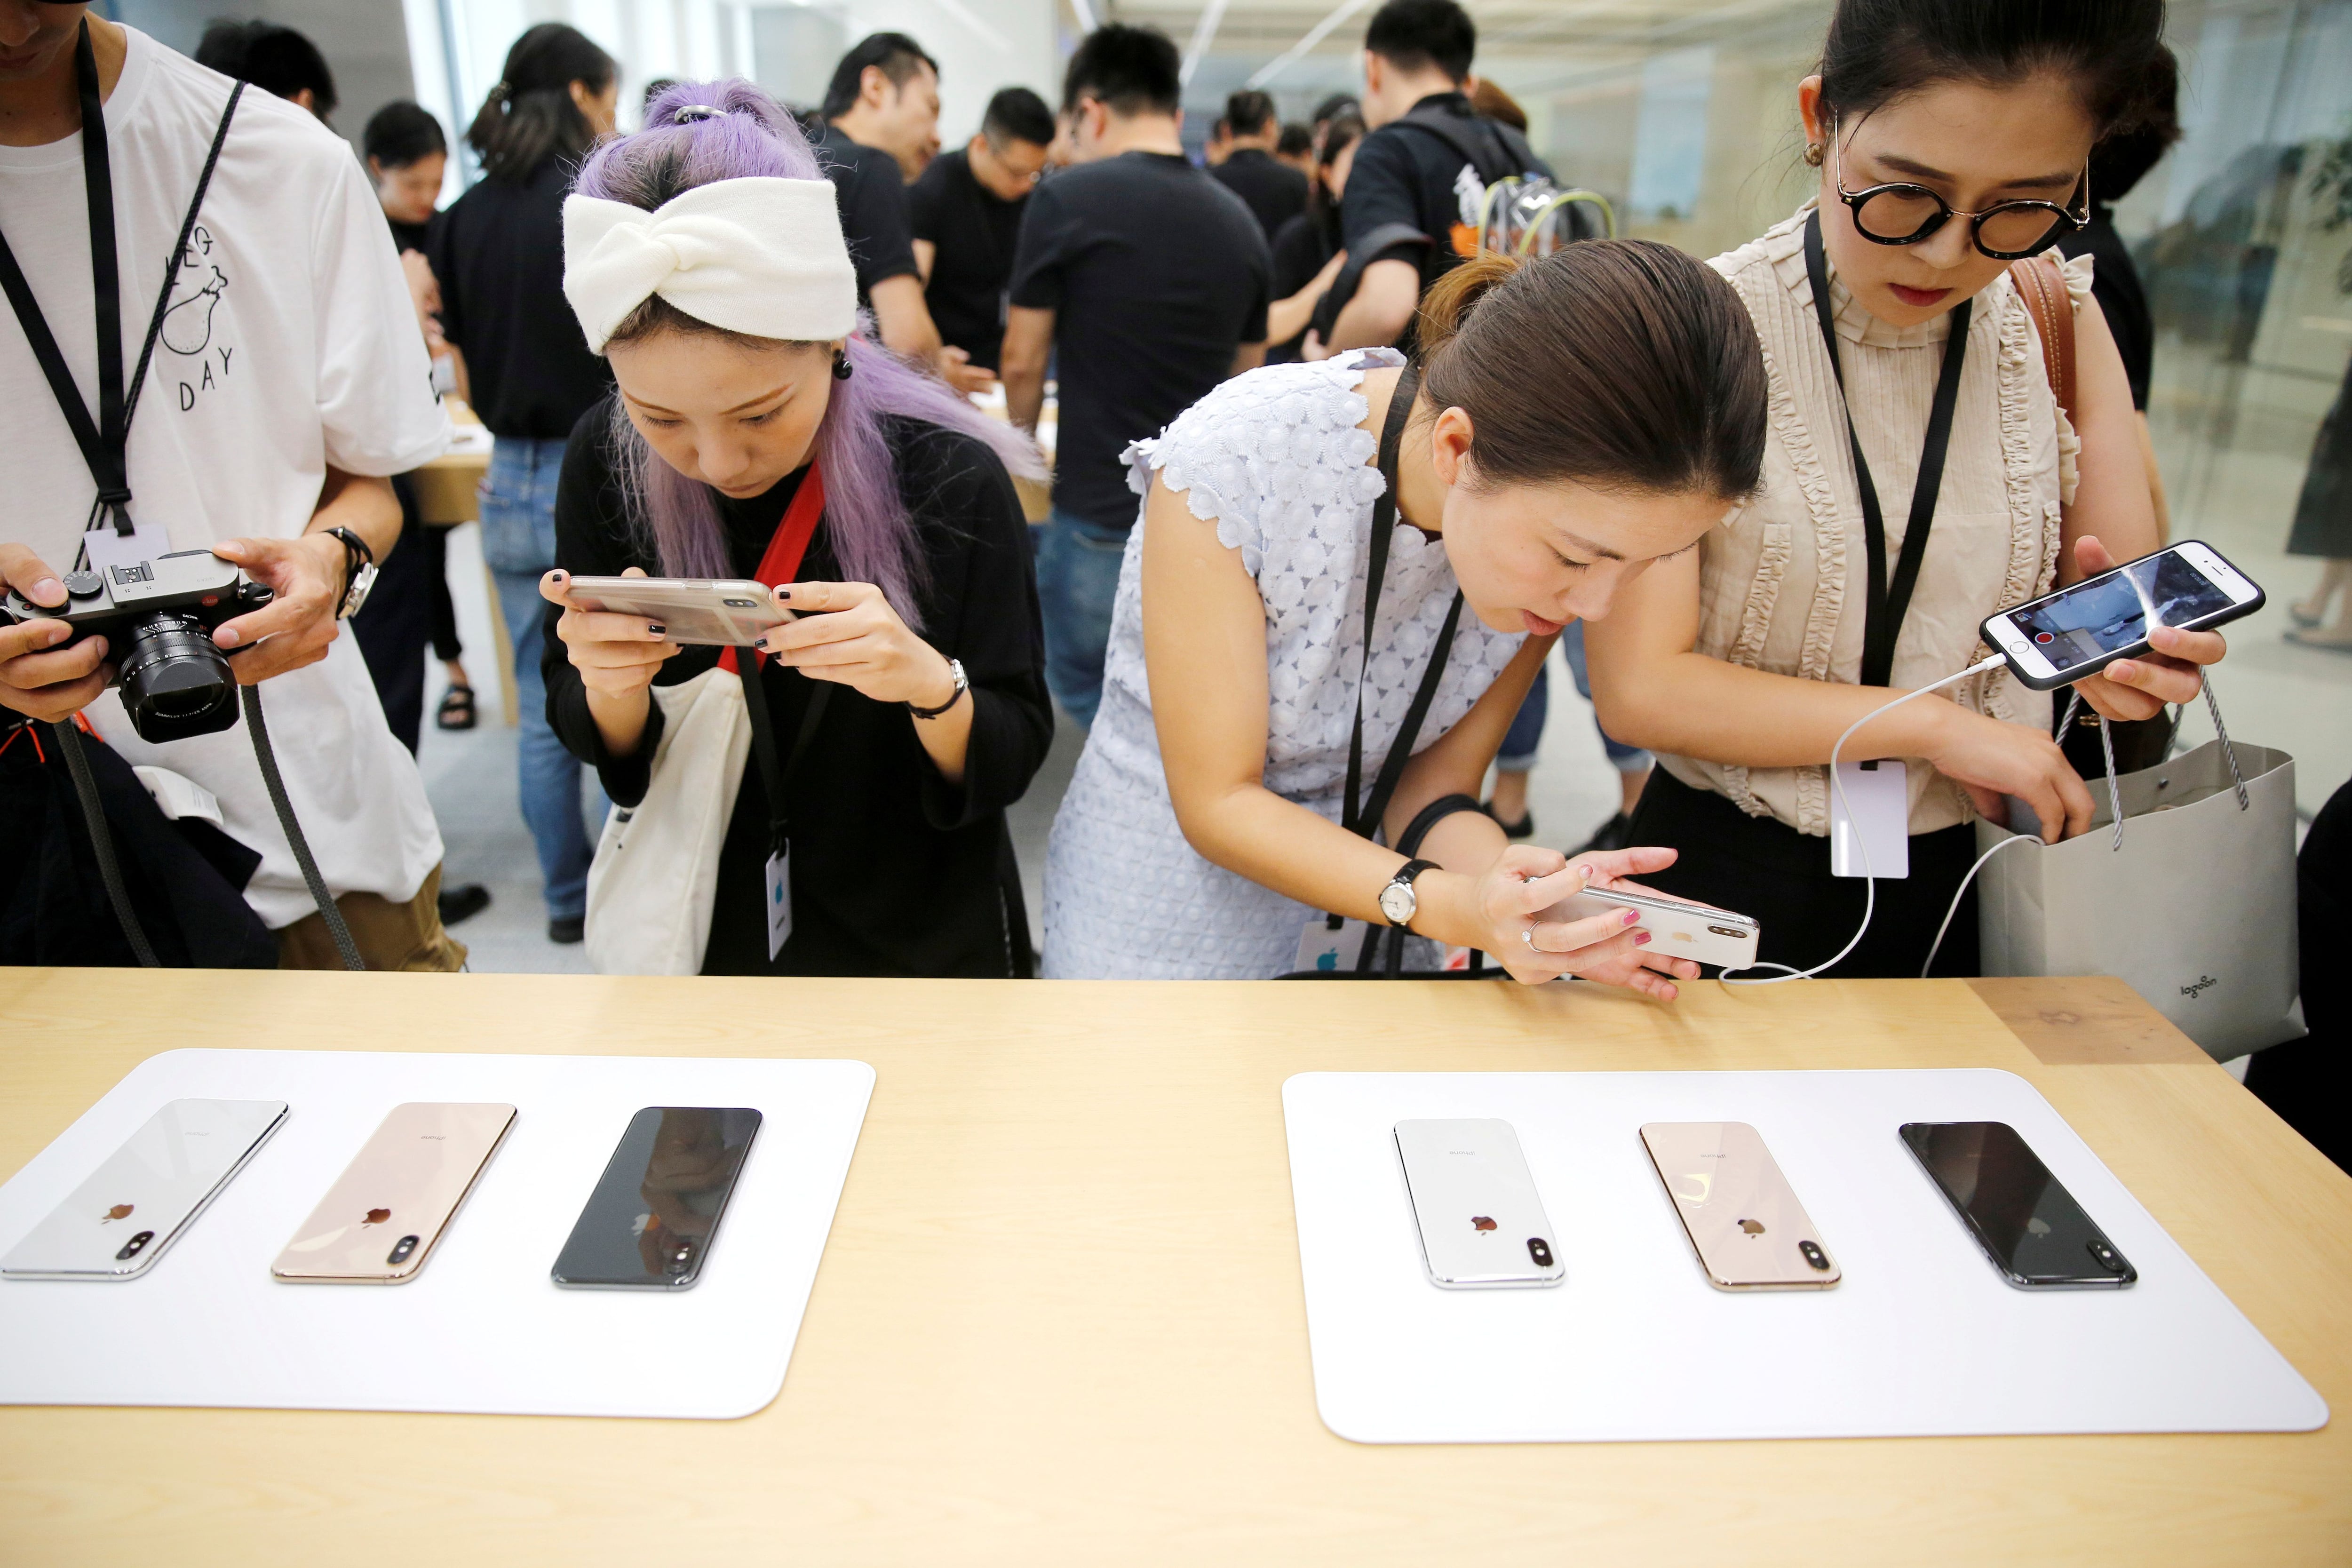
[[1526, 1237, 1554, 1268], [118, 610, 239, 742], [1799, 1240, 1831, 1271], [387, 1234, 420, 1265], [114, 1229, 154, 1261], [2089, 1239, 2124, 1273]]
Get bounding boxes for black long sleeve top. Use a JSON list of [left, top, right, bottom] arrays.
[[545, 400, 1053, 977]]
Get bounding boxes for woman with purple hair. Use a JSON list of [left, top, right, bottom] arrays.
[[537, 82, 1052, 976]]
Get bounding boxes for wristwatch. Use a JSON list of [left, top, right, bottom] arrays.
[[323, 526, 377, 620], [907, 656, 968, 720], [1378, 858, 1440, 931]]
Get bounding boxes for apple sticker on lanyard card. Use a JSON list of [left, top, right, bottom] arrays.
[[1830, 759, 1910, 880]]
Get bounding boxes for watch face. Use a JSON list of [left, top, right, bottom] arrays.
[[1379, 880, 1415, 925]]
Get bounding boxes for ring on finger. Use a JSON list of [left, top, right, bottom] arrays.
[[1522, 927, 1536, 948]]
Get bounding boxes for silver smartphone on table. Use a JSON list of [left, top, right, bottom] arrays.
[[563, 575, 793, 646], [1, 1098, 288, 1281], [1393, 1118, 1565, 1289], [1535, 885, 1761, 971], [1980, 540, 2263, 691]]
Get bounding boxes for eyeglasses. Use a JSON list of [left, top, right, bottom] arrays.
[[1833, 142, 2089, 262]]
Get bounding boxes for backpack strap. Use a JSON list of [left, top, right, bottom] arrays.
[[2007, 253, 2075, 419], [1392, 105, 1529, 186]]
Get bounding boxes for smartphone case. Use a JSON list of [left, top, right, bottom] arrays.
[[271, 1103, 515, 1284], [1, 1099, 288, 1280], [563, 577, 790, 646]]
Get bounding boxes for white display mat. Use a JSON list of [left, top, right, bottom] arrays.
[[0, 1049, 874, 1419], [1284, 1070, 2327, 1444]]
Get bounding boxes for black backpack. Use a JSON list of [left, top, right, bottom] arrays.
[[1314, 107, 1613, 342]]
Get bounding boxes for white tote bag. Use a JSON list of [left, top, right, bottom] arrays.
[[583, 666, 751, 976], [1974, 689, 2304, 1059]]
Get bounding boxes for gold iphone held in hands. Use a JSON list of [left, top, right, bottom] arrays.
[[271, 1103, 516, 1284], [1640, 1121, 1840, 1289]]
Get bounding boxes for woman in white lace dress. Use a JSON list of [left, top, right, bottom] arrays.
[[1584, 0, 2230, 979], [1044, 242, 1770, 988]]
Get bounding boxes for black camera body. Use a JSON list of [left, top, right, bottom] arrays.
[[3, 549, 272, 742]]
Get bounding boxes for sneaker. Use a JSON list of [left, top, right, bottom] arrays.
[[436, 883, 492, 928], [1571, 812, 1633, 858], [548, 915, 585, 945], [1481, 800, 1535, 839]]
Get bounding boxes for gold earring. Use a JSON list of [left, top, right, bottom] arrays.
[[1803, 143, 1825, 167]]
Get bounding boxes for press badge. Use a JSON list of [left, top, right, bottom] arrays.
[[1295, 916, 1377, 974], [1829, 759, 1910, 879], [765, 846, 792, 960], [79, 520, 174, 578]]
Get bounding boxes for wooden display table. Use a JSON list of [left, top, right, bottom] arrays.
[[0, 970, 2343, 1565]]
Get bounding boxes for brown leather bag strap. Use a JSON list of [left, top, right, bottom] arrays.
[[2007, 253, 2075, 419]]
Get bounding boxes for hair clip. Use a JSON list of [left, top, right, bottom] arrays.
[[674, 105, 723, 123]]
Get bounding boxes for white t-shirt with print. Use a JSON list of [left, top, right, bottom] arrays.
[[0, 28, 451, 927]]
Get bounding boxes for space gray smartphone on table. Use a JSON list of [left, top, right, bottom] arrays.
[[1393, 1118, 1565, 1289], [1900, 1121, 2136, 1288], [552, 1107, 762, 1289], [1, 1098, 287, 1281]]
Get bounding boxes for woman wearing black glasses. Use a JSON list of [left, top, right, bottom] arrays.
[[1583, 0, 2230, 978]]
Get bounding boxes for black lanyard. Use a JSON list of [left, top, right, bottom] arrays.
[[1340, 363, 1466, 844], [736, 651, 831, 860], [0, 21, 241, 543], [0, 16, 241, 545], [1802, 209, 1971, 691]]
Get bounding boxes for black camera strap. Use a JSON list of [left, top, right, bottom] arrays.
[[0, 18, 242, 541], [1802, 209, 1971, 691]]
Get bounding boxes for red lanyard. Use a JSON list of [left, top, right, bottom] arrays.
[[717, 462, 824, 675]]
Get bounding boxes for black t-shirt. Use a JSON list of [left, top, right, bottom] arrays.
[[1210, 147, 1309, 240], [2059, 207, 2153, 411], [545, 401, 1052, 977], [387, 214, 432, 254], [1266, 207, 1340, 363], [811, 121, 920, 305], [1341, 92, 1553, 296], [428, 159, 612, 439], [1009, 151, 1270, 527], [908, 148, 1026, 371]]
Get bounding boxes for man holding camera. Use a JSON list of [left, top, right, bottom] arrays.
[[0, 4, 462, 968]]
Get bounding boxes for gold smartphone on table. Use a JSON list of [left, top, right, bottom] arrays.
[[271, 1103, 515, 1284], [1639, 1121, 1840, 1289]]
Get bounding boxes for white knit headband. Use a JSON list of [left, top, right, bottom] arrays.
[[562, 175, 856, 356]]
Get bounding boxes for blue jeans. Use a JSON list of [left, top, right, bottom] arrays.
[[1496, 625, 1653, 774], [479, 435, 603, 920], [1032, 508, 1128, 730]]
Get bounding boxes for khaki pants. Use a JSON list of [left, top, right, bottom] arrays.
[[277, 862, 469, 972]]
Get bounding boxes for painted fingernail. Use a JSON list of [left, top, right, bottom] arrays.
[[1634, 930, 1653, 945], [774, 588, 792, 602], [647, 623, 665, 636], [1621, 908, 1640, 926], [549, 570, 567, 581]]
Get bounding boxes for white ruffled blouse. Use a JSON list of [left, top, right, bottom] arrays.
[[1662, 204, 2092, 836]]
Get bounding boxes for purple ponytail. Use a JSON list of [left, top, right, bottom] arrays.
[[572, 79, 1045, 627]]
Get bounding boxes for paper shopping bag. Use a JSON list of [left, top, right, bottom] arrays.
[[583, 666, 750, 976], [1976, 737, 2304, 1059]]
